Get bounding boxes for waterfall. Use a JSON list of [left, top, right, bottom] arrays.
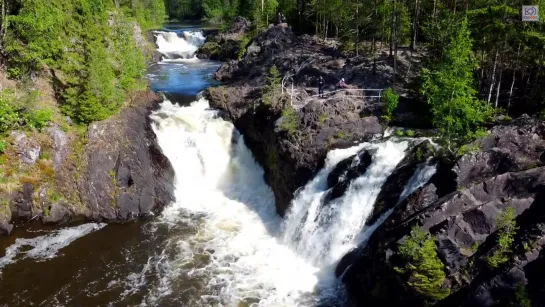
[[154, 30, 205, 60], [148, 99, 321, 306], [355, 162, 437, 247], [282, 141, 409, 267], [146, 98, 435, 305]]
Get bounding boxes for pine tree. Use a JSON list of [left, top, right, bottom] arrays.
[[421, 18, 490, 144]]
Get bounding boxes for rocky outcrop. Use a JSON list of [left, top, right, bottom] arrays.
[[339, 118, 545, 307], [0, 90, 174, 234], [196, 16, 251, 61], [204, 24, 394, 215], [77, 90, 174, 221]]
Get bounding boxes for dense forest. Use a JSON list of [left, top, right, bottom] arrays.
[[0, 0, 165, 132], [167, 0, 545, 139]]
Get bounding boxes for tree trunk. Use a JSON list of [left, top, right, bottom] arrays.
[[390, 0, 395, 57], [410, 0, 419, 50], [487, 49, 499, 104], [494, 68, 502, 109], [392, 0, 397, 83], [355, 0, 360, 56], [507, 70, 516, 112], [114, 0, 120, 9], [373, 0, 378, 74]]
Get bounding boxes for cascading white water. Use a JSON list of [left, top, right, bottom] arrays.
[[355, 161, 437, 247], [282, 141, 409, 268], [155, 30, 206, 60], [148, 99, 321, 306]]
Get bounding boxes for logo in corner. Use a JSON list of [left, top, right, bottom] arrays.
[[522, 5, 539, 21]]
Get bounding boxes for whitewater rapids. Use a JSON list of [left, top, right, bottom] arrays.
[[149, 98, 321, 306], [155, 31, 206, 60]]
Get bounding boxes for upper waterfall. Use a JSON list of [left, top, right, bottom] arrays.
[[154, 30, 206, 60]]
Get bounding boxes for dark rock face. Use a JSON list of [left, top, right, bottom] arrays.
[[339, 121, 545, 307], [1, 90, 175, 234], [325, 150, 373, 202], [196, 16, 251, 61], [79, 90, 175, 221], [454, 115, 545, 188]]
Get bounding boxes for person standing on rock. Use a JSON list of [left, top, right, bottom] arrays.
[[318, 76, 325, 98]]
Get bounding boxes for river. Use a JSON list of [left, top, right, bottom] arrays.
[[0, 26, 435, 307]]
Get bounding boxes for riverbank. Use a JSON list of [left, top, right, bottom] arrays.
[[0, 17, 174, 234]]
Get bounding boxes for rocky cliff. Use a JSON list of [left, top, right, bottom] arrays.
[[337, 116, 545, 306], [202, 24, 415, 215], [0, 86, 174, 235]]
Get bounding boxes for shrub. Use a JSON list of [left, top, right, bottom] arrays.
[[237, 35, 250, 60], [0, 91, 18, 133], [262, 65, 281, 106], [487, 207, 518, 268], [24, 108, 53, 130], [456, 144, 479, 156], [511, 283, 532, 307], [382, 88, 399, 121], [0, 140, 7, 154], [406, 130, 415, 137], [396, 227, 450, 302], [279, 106, 299, 134], [319, 114, 327, 123], [395, 129, 404, 137]]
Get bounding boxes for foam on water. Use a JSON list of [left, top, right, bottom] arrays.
[[155, 31, 205, 60], [0, 223, 106, 272]]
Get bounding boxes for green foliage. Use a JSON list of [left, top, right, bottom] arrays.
[[24, 109, 53, 130], [319, 114, 327, 123], [238, 35, 250, 60], [0, 90, 18, 133], [415, 147, 423, 161], [456, 144, 480, 156], [382, 88, 399, 121], [486, 207, 518, 268], [395, 129, 404, 137], [279, 106, 299, 134], [5, 0, 153, 125], [0, 139, 7, 154], [511, 283, 532, 307], [405, 130, 415, 137], [262, 65, 281, 105], [336, 130, 347, 139], [421, 18, 491, 143], [396, 227, 450, 302]]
